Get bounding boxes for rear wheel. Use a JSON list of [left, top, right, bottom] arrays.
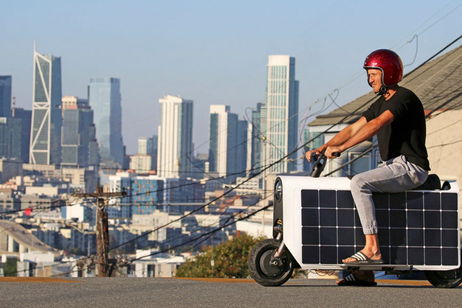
[[425, 268, 462, 288], [248, 239, 294, 286]]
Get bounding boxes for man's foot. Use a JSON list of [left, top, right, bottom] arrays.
[[337, 270, 376, 286], [342, 249, 383, 264]]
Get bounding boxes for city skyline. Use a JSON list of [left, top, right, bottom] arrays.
[[1, 1, 461, 153]]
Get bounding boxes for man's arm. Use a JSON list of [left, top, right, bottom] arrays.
[[325, 110, 394, 158], [306, 116, 367, 161]]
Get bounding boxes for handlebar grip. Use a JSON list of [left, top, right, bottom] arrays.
[[332, 152, 340, 157]]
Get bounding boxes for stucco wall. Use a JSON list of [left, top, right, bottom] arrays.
[[426, 109, 462, 208]]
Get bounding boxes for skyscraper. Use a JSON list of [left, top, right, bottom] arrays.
[[208, 105, 248, 181], [88, 78, 124, 167], [61, 96, 99, 167], [262, 55, 299, 174], [157, 95, 193, 178], [0, 76, 12, 118], [29, 51, 62, 165], [208, 105, 236, 178], [12, 107, 32, 163], [248, 102, 265, 175], [0, 117, 21, 160]]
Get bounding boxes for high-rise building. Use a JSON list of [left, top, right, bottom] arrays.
[[61, 96, 99, 167], [157, 95, 193, 178], [0, 117, 22, 160], [208, 105, 236, 178], [29, 51, 62, 165], [247, 102, 265, 175], [208, 105, 248, 181], [12, 107, 32, 163], [88, 78, 124, 167], [262, 55, 299, 174], [0, 76, 12, 118]]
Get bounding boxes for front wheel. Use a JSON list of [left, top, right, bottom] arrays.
[[248, 239, 294, 286], [425, 268, 462, 288]]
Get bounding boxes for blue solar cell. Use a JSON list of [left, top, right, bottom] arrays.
[[442, 248, 459, 265], [301, 209, 318, 226], [337, 209, 355, 227], [425, 248, 441, 265], [337, 190, 354, 208], [301, 190, 318, 208], [320, 209, 336, 226], [320, 228, 337, 245], [424, 192, 441, 210], [376, 209, 389, 227], [338, 228, 355, 245], [378, 228, 390, 246], [442, 211, 458, 229], [319, 190, 336, 208], [302, 227, 319, 245], [442, 193, 457, 210], [302, 246, 319, 264], [373, 193, 389, 209], [320, 246, 337, 264], [425, 211, 441, 228], [408, 248, 425, 265], [390, 211, 406, 228], [442, 229, 458, 247], [425, 229, 441, 247], [408, 229, 424, 246], [390, 246, 407, 264], [407, 210, 424, 228]]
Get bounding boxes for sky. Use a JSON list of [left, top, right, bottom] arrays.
[[1, 0, 461, 155]]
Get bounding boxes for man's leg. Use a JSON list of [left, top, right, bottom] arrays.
[[343, 156, 428, 263]]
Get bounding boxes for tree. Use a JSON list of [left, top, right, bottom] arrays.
[[176, 233, 262, 278]]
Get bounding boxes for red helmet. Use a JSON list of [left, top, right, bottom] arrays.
[[363, 49, 403, 86]]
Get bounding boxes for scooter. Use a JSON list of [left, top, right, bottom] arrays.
[[248, 153, 462, 288]]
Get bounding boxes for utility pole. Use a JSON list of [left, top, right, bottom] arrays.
[[72, 186, 126, 277]]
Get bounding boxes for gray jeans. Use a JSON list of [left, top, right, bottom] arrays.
[[350, 155, 428, 235]]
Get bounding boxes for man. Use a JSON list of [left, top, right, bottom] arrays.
[[306, 49, 429, 269]]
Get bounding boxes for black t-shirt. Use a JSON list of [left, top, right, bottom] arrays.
[[362, 87, 430, 170]]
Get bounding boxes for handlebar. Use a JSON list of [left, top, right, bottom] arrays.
[[309, 151, 340, 178]]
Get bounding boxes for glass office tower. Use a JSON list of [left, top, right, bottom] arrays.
[[0, 76, 12, 118], [262, 55, 299, 174], [29, 51, 62, 165], [88, 78, 124, 167]]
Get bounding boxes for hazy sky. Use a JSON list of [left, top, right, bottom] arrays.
[[1, 0, 461, 154]]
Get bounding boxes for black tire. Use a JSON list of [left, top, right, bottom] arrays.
[[425, 268, 462, 288], [248, 239, 294, 286]]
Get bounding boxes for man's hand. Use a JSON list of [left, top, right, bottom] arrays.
[[325, 145, 342, 158], [305, 148, 321, 162]]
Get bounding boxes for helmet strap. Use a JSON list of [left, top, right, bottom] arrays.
[[379, 86, 388, 95]]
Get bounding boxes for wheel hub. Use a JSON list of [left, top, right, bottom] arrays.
[[259, 250, 286, 277]]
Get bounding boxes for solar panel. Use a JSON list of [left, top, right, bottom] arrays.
[[300, 189, 459, 266]]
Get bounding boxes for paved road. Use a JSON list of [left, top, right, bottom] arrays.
[[0, 277, 461, 308]]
